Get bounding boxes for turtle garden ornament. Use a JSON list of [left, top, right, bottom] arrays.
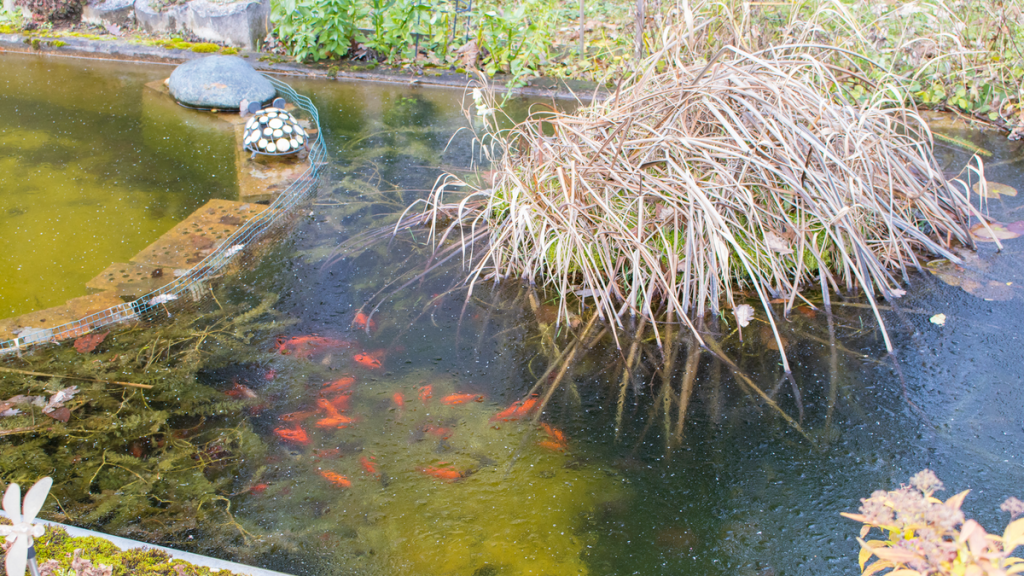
[[241, 97, 308, 157], [0, 477, 52, 576]]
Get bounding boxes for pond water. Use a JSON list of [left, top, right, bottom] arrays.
[[0, 53, 236, 318], [1, 56, 1023, 576]]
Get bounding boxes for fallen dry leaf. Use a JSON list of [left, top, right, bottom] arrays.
[[74, 331, 109, 354], [930, 313, 946, 326], [925, 254, 1014, 301], [969, 221, 1021, 242], [44, 407, 71, 423], [455, 39, 480, 69], [972, 181, 1018, 199], [733, 304, 755, 327]]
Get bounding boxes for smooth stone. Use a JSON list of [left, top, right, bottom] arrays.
[[168, 55, 275, 110]]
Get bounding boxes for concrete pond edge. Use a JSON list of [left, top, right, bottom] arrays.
[[0, 31, 604, 101], [1, 511, 296, 576]]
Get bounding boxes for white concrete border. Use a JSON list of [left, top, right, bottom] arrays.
[[1, 511, 295, 576]]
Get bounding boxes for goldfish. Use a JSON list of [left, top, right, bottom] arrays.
[[440, 393, 484, 405], [490, 396, 540, 421], [279, 409, 316, 422], [538, 423, 568, 451], [423, 424, 453, 439], [319, 470, 352, 488], [352, 311, 377, 332], [354, 352, 383, 369], [360, 455, 378, 475], [392, 392, 406, 408], [249, 483, 269, 495], [325, 393, 351, 412], [225, 382, 257, 400], [274, 335, 350, 358], [317, 398, 345, 419], [273, 426, 310, 445], [417, 465, 464, 482], [313, 448, 342, 461], [321, 376, 355, 395], [316, 415, 356, 428], [418, 385, 433, 404], [264, 369, 276, 380]]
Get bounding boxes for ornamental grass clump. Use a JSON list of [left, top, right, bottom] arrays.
[[417, 32, 991, 370]]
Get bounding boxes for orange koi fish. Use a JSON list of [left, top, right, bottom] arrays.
[[354, 352, 383, 369], [325, 393, 351, 413], [392, 392, 406, 408], [319, 470, 352, 488], [360, 455, 379, 475], [225, 382, 257, 400], [417, 465, 464, 482], [275, 335, 350, 358], [423, 424, 453, 439], [538, 423, 568, 451], [418, 385, 433, 404], [279, 409, 317, 422], [352, 311, 377, 332], [440, 393, 484, 405], [317, 398, 345, 419], [316, 415, 356, 429], [273, 426, 310, 445], [490, 396, 539, 421], [321, 376, 355, 395]]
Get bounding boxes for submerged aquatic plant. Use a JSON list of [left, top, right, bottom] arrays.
[[843, 470, 1024, 576], [413, 31, 993, 371]]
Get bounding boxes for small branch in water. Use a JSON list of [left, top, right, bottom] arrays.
[[0, 366, 153, 389]]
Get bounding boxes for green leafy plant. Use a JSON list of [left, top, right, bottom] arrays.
[[476, 1, 551, 86], [271, 0, 366, 62], [842, 470, 1024, 576]]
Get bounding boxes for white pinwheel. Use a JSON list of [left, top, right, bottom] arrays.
[[0, 477, 51, 576]]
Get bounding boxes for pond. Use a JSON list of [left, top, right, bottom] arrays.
[[1, 55, 1023, 576], [0, 52, 236, 319]]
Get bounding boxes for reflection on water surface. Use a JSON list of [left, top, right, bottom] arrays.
[[1, 58, 1023, 576], [0, 53, 236, 318]]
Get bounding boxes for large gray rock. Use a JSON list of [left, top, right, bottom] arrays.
[[168, 55, 276, 110], [82, 0, 136, 28], [135, 0, 269, 50]]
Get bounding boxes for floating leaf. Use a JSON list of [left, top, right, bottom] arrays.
[[973, 181, 1018, 198], [969, 221, 1020, 242], [733, 304, 755, 327], [925, 254, 1014, 301], [44, 407, 71, 422], [73, 331, 109, 354], [929, 314, 946, 326]]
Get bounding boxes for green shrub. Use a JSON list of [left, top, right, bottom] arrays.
[[271, 0, 366, 62]]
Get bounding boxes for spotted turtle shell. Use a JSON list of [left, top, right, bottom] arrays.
[[243, 107, 308, 155]]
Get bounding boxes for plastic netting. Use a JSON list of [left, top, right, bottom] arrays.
[[0, 75, 327, 356]]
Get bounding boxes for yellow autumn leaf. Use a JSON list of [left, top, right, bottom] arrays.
[[872, 547, 922, 563], [888, 570, 923, 576], [946, 490, 970, 510], [1004, 518, 1024, 553], [863, 559, 895, 576], [973, 181, 1018, 198]]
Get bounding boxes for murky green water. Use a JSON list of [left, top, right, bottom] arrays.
[[1, 56, 1022, 576], [0, 53, 236, 318]]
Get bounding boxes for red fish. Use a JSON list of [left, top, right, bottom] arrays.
[[319, 471, 352, 488], [316, 415, 356, 428], [418, 385, 433, 404], [352, 311, 377, 332], [354, 352, 383, 369], [417, 465, 464, 482], [279, 410, 316, 422], [325, 393, 351, 412], [490, 396, 539, 421], [249, 483, 269, 495], [264, 369, 276, 381], [275, 335, 350, 358], [423, 424, 453, 439], [317, 398, 345, 419], [321, 376, 355, 395], [538, 423, 568, 451], [441, 393, 484, 405], [225, 382, 257, 400], [360, 455, 378, 475], [274, 426, 310, 445], [392, 392, 405, 408]]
